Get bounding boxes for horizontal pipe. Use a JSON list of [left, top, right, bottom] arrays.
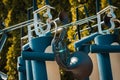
[[57, 15, 96, 29], [0, 19, 33, 34], [90, 44, 120, 53], [33, 5, 55, 14], [80, 21, 104, 32], [27, 6, 33, 10], [22, 51, 55, 61], [97, 5, 117, 15], [74, 32, 100, 49]]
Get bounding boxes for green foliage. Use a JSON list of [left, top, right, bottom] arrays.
[[5, 37, 20, 80], [0, 0, 32, 80]]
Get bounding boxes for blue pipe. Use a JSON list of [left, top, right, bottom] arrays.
[[95, 34, 114, 80], [91, 45, 120, 53], [25, 60, 33, 80], [17, 56, 26, 80], [22, 51, 55, 61], [74, 32, 100, 51], [30, 36, 53, 80], [22, 44, 33, 80]]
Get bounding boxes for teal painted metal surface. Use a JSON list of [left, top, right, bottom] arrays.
[[30, 36, 53, 52], [31, 60, 47, 80], [30, 36, 53, 80], [26, 60, 33, 80], [95, 0, 114, 79], [17, 56, 26, 80], [74, 32, 100, 50], [91, 45, 120, 53], [21, 34, 53, 80], [22, 51, 54, 61], [22, 43, 30, 51], [95, 34, 114, 80]]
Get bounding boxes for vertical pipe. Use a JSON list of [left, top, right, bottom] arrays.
[[33, 0, 37, 11], [97, 14, 103, 33], [96, 0, 113, 80], [45, 0, 49, 5], [96, 0, 100, 13], [76, 7, 81, 39], [30, 37, 53, 80], [31, 60, 48, 80], [18, 56, 26, 80], [27, 8, 32, 20], [107, 0, 112, 5], [84, 5, 92, 34], [95, 35, 113, 80], [32, 0, 51, 80], [32, 1, 48, 79], [96, 0, 102, 33], [21, 27, 24, 38], [25, 8, 33, 80], [26, 60, 33, 80]]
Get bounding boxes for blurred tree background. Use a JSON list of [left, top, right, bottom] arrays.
[[0, 0, 120, 80]]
